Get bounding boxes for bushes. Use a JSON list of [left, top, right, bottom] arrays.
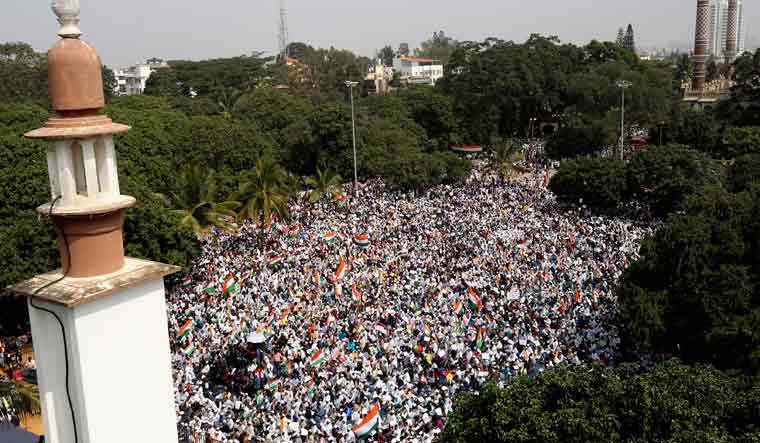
[[732, 154, 760, 192], [549, 156, 627, 208], [545, 122, 616, 160], [627, 145, 722, 216], [550, 146, 723, 217], [440, 360, 760, 443], [619, 185, 760, 372]]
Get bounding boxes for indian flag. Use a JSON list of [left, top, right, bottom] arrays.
[[279, 307, 290, 326], [353, 234, 370, 247], [266, 380, 280, 392], [375, 323, 388, 335], [177, 319, 193, 338], [269, 256, 285, 267], [475, 327, 484, 349], [352, 404, 381, 440], [183, 343, 196, 357], [324, 232, 338, 244], [181, 275, 193, 288], [335, 257, 347, 280], [468, 288, 483, 311], [453, 300, 464, 316], [204, 286, 217, 295], [223, 275, 238, 295], [423, 324, 432, 336], [352, 284, 362, 304], [309, 349, 327, 368]]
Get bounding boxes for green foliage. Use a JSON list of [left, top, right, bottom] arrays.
[[549, 157, 628, 208], [144, 54, 269, 97], [439, 34, 672, 143], [233, 157, 292, 223], [440, 360, 760, 443], [102, 65, 117, 103], [0, 42, 48, 105], [414, 31, 458, 65], [627, 145, 722, 216], [716, 49, 760, 126], [546, 121, 617, 159], [731, 154, 760, 192], [304, 167, 342, 203], [166, 164, 239, 239], [668, 110, 722, 154], [718, 126, 760, 158], [619, 185, 760, 372]]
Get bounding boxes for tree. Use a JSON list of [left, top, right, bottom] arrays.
[[491, 138, 523, 181], [440, 360, 760, 443], [234, 157, 292, 224], [377, 45, 395, 67], [0, 42, 47, 105], [549, 156, 628, 208], [731, 154, 760, 192], [415, 31, 457, 65], [619, 185, 760, 372], [102, 65, 117, 102], [706, 57, 719, 82], [715, 49, 760, 126], [546, 120, 617, 159], [623, 24, 635, 52], [718, 126, 760, 158], [304, 166, 342, 203], [626, 145, 721, 216], [675, 53, 693, 82], [165, 164, 239, 239]]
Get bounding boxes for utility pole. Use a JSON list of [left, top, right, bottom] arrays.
[[616, 80, 632, 160], [345, 81, 359, 195]]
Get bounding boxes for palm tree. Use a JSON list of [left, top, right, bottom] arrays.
[[213, 86, 244, 120], [0, 380, 40, 419], [304, 166, 343, 203], [165, 164, 240, 239], [234, 157, 292, 224], [492, 138, 524, 181]]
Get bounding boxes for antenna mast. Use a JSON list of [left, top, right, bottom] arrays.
[[278, 0, 289, 59]]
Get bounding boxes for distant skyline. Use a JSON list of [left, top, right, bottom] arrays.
[[3, 0, 757, 67]]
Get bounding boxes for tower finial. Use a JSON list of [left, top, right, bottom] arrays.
[[52, 0, 81, 38]]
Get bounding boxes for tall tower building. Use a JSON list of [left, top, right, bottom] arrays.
[[8, 1, 180, 442], [725, 0, 738, 63], [708, 0, 745, 60], [693, 0, 711, 93]]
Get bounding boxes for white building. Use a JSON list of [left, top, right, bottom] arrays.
[[392, 55, 444, 86], [114, 58, 168, 95], [709, 0, 746, 59]]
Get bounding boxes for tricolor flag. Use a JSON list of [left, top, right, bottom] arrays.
[[183, 343, 196, 357], [352, 404, 380, 441], [324, 232, 338, 244], [374, 323, 388, 335], [352, 284, 362, 304], [269, 256, 285, 267], [309, 349, 327, 368], [279, 307, 290, 326], [353, 233, 370, 247], [453, 300, 464, 316], [181, 275, 193, 288], [177, 319, 193, 338], [266, 380, 280, 392], [204, 286, 217, 295], [475, 327, 484, 349], [468, 288, 483, 311], [335, 257, 347, 280], [223, 275, 238, 295]]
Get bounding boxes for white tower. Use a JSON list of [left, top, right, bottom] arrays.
[[8, 2, 180, 442]]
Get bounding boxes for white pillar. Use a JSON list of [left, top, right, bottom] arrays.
[[80, 139, 99, 198], [101, 136, 120, 196], [46, 146, 61, 201], [28, 272, 179, 443], [54, 140, 76, 206]]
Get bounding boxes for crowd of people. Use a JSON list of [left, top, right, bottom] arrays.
[[167, 151, 653, 443]]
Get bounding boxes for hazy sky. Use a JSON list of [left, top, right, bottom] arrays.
[[3, 0, 757, 67]]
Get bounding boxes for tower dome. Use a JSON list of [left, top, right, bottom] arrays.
[[48, 38, 105, 113]]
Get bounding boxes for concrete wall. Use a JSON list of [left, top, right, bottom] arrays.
[[28, 277, 178, 443]]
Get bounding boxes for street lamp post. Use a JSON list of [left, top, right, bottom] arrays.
[[345, 81, 359, 195], [616, 80, 632, 160]]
